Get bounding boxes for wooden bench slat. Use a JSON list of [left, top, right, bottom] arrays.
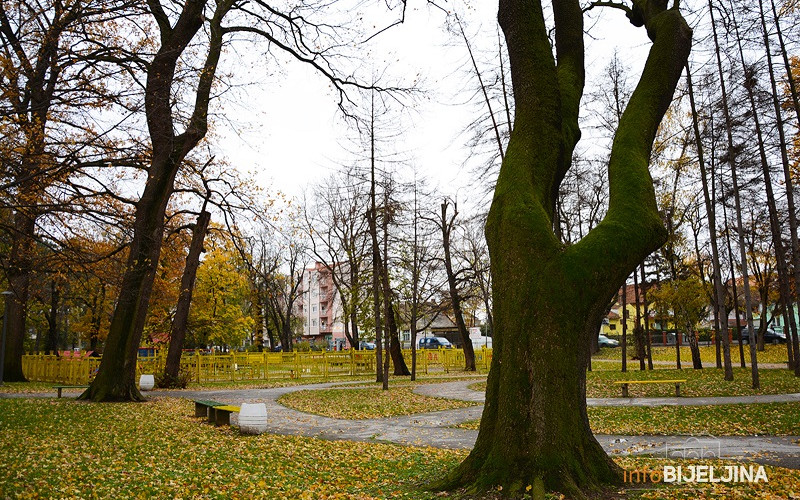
[[613, 380, 686, 384], [52, 385, 89, 398], [214, 405, 240, 412], [614, 380, 686, 398], [193, 400, 227, 418]]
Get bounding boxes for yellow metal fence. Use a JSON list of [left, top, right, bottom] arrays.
[[22, 347, 493, 385]]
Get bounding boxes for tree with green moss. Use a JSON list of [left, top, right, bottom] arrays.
[[433, 0, 691, 498]]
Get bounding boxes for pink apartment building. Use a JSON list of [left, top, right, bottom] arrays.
[[296, 262, 348, 349]]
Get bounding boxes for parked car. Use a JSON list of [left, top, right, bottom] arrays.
[[471, 336, 493, 349], [359, 341, 376, 350], [598, 334, 619, 348], [418, 336, 453, 349], [739, 328, 786, 345]]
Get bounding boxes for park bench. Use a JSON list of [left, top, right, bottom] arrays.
[[209, 405, 240, 426], [53, 385, 89, 398], [613, 379, 687, 398], [193, 399, 227, 418]]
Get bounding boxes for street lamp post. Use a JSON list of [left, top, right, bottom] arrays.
[[0, 291, 13, 386]]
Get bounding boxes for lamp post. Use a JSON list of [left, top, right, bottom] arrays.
[[0, 291, 13, 386]]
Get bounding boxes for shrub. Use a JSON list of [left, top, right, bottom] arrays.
[[155, 368, 193, 389]]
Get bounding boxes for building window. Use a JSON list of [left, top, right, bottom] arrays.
[[609, 324, 617, 330], [312, 304, 317, 312], [312, 319, 317, 327]]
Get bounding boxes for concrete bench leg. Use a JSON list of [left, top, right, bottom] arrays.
[[195, 402, 208, 418], [621, 383, 629, 398], [207, 408, 216, 424], [215, 410, 231, 427]]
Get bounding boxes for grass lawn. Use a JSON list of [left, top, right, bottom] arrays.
[[593, 344, 792, 365], [586, 367, 800, 398], [0, 398, 797, 499], [469, 366, 800, 398], [455, 402, 800, 436], [278, 386, 478, 419]]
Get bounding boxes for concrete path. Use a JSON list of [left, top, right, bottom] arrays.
[[142, 381, 800, 469]]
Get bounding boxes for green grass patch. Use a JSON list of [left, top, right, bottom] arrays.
[[0, 398, 797, 499], [593, 344, 792, 365], [0, 381, 59, 394], [455, 402, 800, 436], [279, 386, 478, 419], [590, 402, 800, 436]]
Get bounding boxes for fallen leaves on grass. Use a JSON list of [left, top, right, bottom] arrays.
[[0, 398, 466, 499]]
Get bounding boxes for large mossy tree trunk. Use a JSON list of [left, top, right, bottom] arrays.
[[433, 1, 690, 497]]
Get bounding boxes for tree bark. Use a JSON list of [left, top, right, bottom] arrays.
[[433, 1, 690, 496], [640, 264, 653, 370], [762, 0, 800, 376], [718, 1, 759, 389], [45, 281, 60, 354], [621, 284, 627, 372], [633, 270, 647, 370], [80, 0, 230, 402], [3, 208, 35, 381], [441, 201, 476, 371], [686, 63, 729, 373], [381, 193, 409, 376], [162, 210, 211, 386]]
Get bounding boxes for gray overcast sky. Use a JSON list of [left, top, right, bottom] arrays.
[[213, 2, 652, 205]]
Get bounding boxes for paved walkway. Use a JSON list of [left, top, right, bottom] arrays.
[[143, 380, 800, 468]]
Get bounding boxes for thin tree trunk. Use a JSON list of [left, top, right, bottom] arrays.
[[687, 320, 703, 369], [3, 210, 35, 381], [45, 281, 60, 354], [763, 0, 800, 375], [721, 2, 759, 388], [162, 209, 211, 386], [621, 283, 627, 373], [441, 202, 476, 371], [382, 188, 409, 377], [769, 0, 800, 128], [640, 264, 653, 370], [368, 92, 384, 385], [724, 212, 747, 369]]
